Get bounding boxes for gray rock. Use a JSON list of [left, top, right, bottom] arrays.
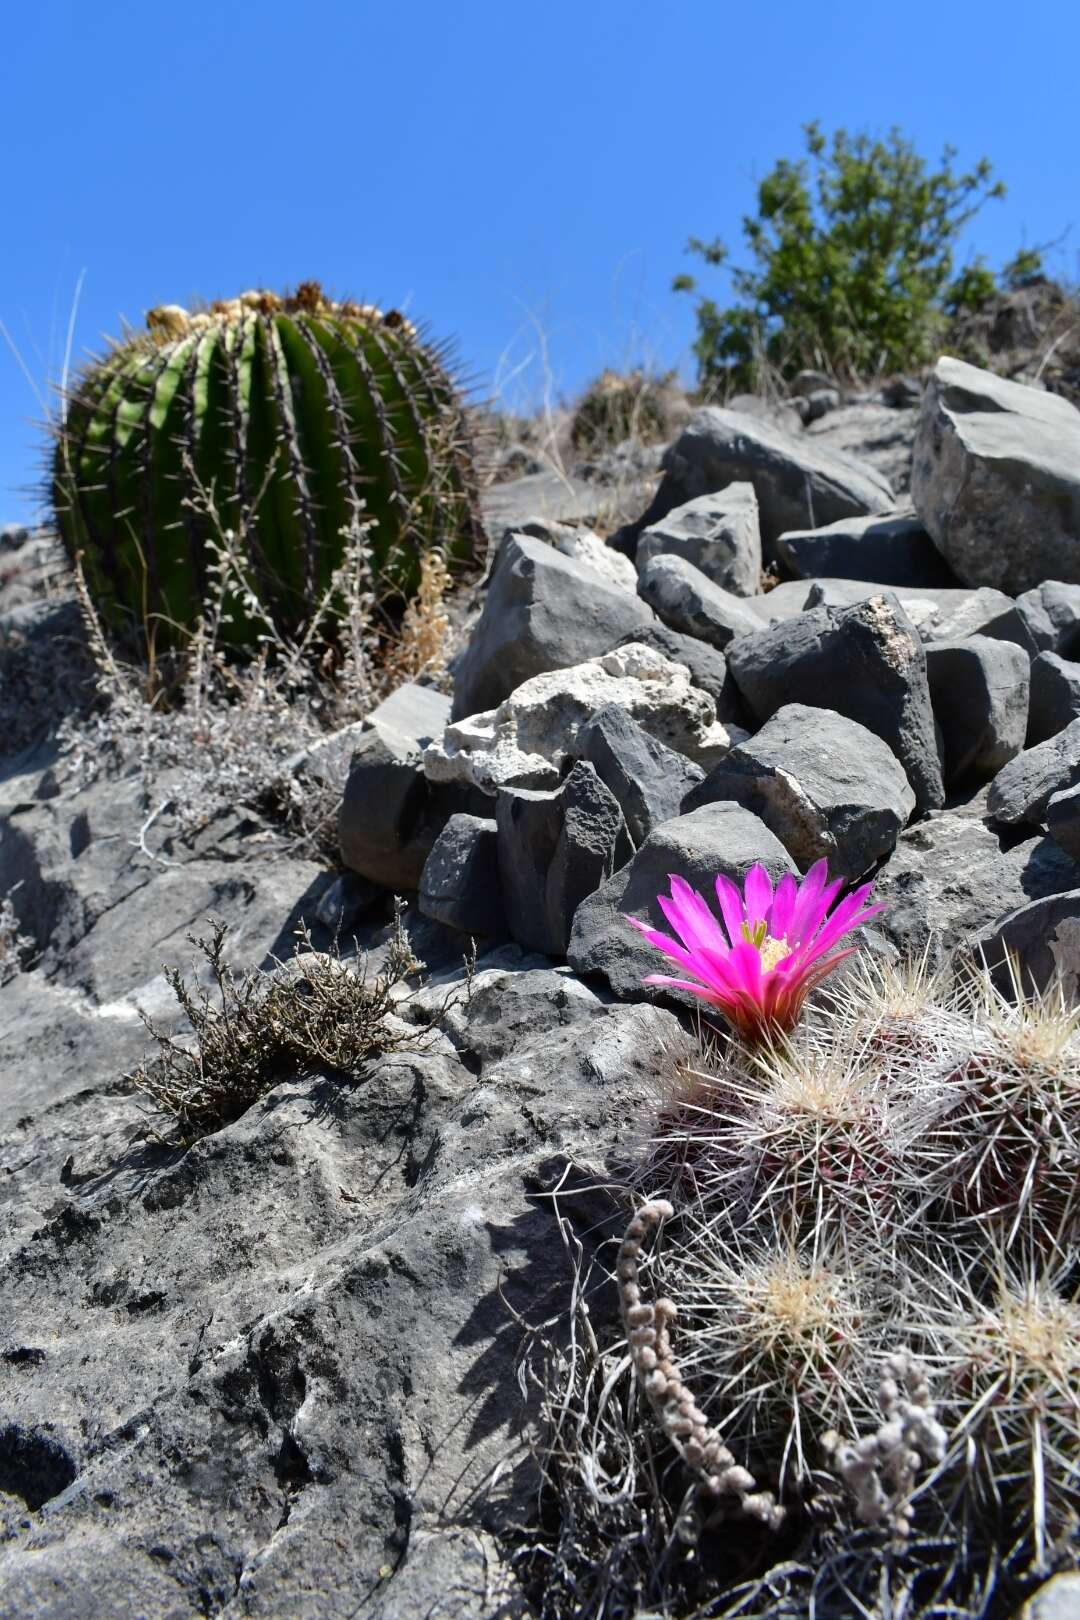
[[339, 729, 488, 891], [621, 405, 894, 557], [363, 682, 452, 748], [1046, 782, 1080, 862], [607, 622, 745, 725], [496, 761, 633, 956], [419, 814, 505, 936], [924, 635, 1030, 784], [974, 887, 1080, 997], [314, 872, 384, 932], [775, 509, 957, 587], [745, 578, 1029, 651], [987, 718, 1080, 826], [911, 355, 1080, 594], [726, 592, 945, 812], [460, 965, 608, 1066], [874, 815, 1080, 964], [566, 801, 796, 999], [801, 386, 842, 422], [576, 704, 705, 846], [1015, 580, 1080, 657], [635, 484, 761, 596], [1028, 652, 1080, 745], [803, 400, 918, 495], [451, 532, 653, 720], [480, 469, 617, 537], [685, 704, 914, 878], [637, 554, 766, 650]]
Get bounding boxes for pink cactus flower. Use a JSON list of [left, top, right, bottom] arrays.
[[628, 859, 883, 1042]]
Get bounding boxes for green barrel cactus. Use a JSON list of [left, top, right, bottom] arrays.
[[54, 282, 481, 651]]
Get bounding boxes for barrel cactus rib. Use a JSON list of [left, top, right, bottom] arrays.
[[53, 284, 479, 653]]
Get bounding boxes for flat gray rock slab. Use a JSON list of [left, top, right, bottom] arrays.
[[912, 355, 1080, 594], [686, 703, 914, 878], [775, 509, 957, 587], [566, 801, 795, 999], [621, 404, 894, 555]]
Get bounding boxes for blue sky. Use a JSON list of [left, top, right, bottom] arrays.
[[2, 0, 1077, 523]]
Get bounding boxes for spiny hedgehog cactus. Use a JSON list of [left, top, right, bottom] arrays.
[[611, 953, 1080, 1616], [53, 282, 481, 653]]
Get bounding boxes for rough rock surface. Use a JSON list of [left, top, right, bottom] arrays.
[[873, 815, 1080, 964], [685, 704, 914, 878], [987, 718, 1080, 826], [924, 635, 1030, 784], [425, 644, 742, 793], [566, 802, 796, 998], [636, 554, 767, 649], [774, 509, 957, 587], [1046, 783, 1080, 863], [1028, 652, 1080, 746], [496, 761, 633, 956], [911, 356, 1080, 594], [506, 516, 638, 593], [450, 532, 653, 720], [575, 704, 705, 846], [974, 888, 1080, 997], [621, 405, 894, 554], [418, 813, 505, 936], [725, 592, 945, 812], [750, 578, 1030, 649], [635, 484, 761, 596], [607, 623, 745, 724], [1015, 580, 1080, 657]]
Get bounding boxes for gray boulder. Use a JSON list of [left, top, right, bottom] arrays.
[[775, 509, 957, 587], [911, 356, 1080, 594], [726, 592, 945, 811], [746, 578, 1030, 651], [637, 554, 766, 649], [874, 815, 1080, 965], [620, 405, 894, 556], [607, 622, 745, 725], [496, 761, 633, 957], [974, 888, 1080, 997], [1028, 652, 1080, 745], [685, 703, 914, 878], [987, 718, 1080, 826], [1015, 580, 1080, 657], [451, 532, 653, 720], [576, 704, 705, 846], [418, 814, 505, 936], [339, 730, 489, 892], [924, 635, 1030, 784], [635, 483, 761, 596], [1046, 783, 1080, 862], [566, 801, 796, 999]]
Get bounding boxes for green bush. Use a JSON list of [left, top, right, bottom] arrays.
[[676, 123, 1019, 392]]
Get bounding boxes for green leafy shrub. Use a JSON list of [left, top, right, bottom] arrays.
[[676, 123, 1012, 391], [54, 282, 480, 658]]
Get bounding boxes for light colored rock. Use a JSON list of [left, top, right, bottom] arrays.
[[912, 355, 1080, 594], [425, 643, 745, 793]]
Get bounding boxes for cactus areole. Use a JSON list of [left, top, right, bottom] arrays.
[[53, 282, 480, 651]]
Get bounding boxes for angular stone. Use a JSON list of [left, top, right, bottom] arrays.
[[362, 682, 452, 748], [974, 888, 1080, 998], [637, 554, 766, 649], [775, 510, 957, 587], [911, 355, 1080, 594], [745, 578, 1029, 650], [685, 704, 913, 878], [576, 704, 705, 846], [873, 815, 1080, 965], [426, 643, 742, 793], [451, 532, 653, 720], [635, 484, 761, 596], [496, 762, 633, 957], [987, 718, 1080, 826], [1028, 652, 1080, 745], [566, 802, 796, 999], [726, 592, 945, 811], [510, 516, 639, 593], [418, 814, 505, 936], [924, 635, 1030, 784], [607, 622, 745, 724], [621, 405, 894, 555], [339, 730, 488, 891], [1015, 580, 1080, 657], [1046, 783, 1080, 862]]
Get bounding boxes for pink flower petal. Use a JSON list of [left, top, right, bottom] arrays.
[[769, 872, 798, 940], [744, 865, 773, 928], [713, 873, 746, 947]]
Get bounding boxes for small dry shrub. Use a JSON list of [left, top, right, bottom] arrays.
[[570, 368, 684, 453], [130, 913, 452, 1142]]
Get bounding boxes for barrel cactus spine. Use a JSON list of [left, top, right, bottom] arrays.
[[53, 281, 481, 654]]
